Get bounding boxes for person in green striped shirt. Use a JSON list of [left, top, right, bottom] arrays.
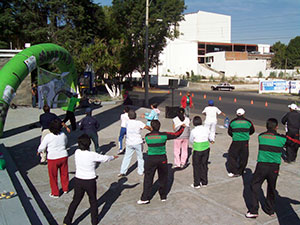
[[227, 108, 255, 177], [137, 120, 185, 205], [246, 118, 300, 218], [189, 116, 210, 189]]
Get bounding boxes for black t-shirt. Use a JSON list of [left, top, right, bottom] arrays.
[[40, 112, 60, 130]]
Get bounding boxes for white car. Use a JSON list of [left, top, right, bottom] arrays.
[[211, 83, 235, 91]]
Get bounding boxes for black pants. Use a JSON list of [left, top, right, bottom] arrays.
[[250, 162, 279, 215], [227, 141, 249, 175], [63, 111, 76, 131], [64, 178, 97, 225], [192, 148, 210, 186], [286, 132, 299, 162], [141, 154, 168, 201]]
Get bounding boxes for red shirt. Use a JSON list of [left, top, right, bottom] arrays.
[[181, 95, 193, 108]]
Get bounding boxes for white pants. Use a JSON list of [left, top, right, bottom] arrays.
[[40, 129, 51, 162], [120, 144, 144, 175], [204, 121, 217, 142]]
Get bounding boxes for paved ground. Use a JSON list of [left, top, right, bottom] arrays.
[[1, 103, 300, 225]]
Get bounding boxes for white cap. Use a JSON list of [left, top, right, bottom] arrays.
[[236, 108, 245, 116], [288, 103, 298, 110]]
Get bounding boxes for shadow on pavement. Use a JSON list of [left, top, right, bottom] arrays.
[[72, 177, 139, 225], [5, 104, 138, 224], [275, 192, 300, 225]]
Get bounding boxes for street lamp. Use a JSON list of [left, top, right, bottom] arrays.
[[144, 0, 149, 107]]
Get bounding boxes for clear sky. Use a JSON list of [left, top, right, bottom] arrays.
[[95, 0, 300, 46]]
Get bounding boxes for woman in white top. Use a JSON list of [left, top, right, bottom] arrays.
[[37, 119, 69, 198], [64, 134, 118, 225], [172, 108, 190, 168], [202, 100, 226, 143]]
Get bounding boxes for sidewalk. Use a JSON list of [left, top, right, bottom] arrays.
[[1, 104, 300, 225]]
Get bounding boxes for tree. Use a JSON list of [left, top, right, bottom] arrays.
[[75, 37, 123, 97], [110, 0, 185, 78], [286, 36, 300, 69], [271, 41, 287, 69]]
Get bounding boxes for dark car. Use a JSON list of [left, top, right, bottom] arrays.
[[211, 83, 235, 91]]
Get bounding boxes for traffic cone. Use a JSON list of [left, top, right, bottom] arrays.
[[180, 92, 182, 96], [204, 94, 206, 99], [265, 101, 268, 107], [234, 98, 237, 103], [219, 96, 222, 101], [192, 93, 194, 97], [251, 100, 253, 105]]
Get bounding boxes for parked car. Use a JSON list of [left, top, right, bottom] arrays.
[[211, 83, 235, 91]]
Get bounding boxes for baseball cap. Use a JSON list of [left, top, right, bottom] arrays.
[[236, 108, 245, 116], [208, 100, 214, 106], [288, 103, 298, 110]]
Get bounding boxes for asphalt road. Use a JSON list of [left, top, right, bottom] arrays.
[[131, 89, 299, 129]]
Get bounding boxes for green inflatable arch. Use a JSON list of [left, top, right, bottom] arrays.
[[0, 43, 77, 137]]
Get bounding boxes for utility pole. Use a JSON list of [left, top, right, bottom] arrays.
[[144, 0, 149, 107]]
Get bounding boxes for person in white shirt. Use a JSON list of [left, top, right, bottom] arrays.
[[63, 134, 118, 225], [172, 108, 190, 168], [37, 119, 69, 198], [189, 116, 210, 188], [118, 106, 130, 154], [119, 109, 150, 177], [202, 100, 226, 143]]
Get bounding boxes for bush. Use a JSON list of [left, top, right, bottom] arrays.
[[278, 71, 284, 78], [269, 71, 277, 78], [258, 71, 263, 78], [220, 74, 226, 82], [191, 75, 202, 82]]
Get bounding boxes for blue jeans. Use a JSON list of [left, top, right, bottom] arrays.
[[185, 106, 190, 118], [120, 144, 144, 175], [118, 127, 126, 150]]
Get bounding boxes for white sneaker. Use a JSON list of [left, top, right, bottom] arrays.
[[228, 173, 235, 177], [190, 184, 201, 189], [49, 193, 59, 198], [245, 212, 258, 218], [161, 199, 167, 202], [137, 199, 150, 205]]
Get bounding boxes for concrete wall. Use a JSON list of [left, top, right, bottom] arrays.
[[153, 39, 198, 76], [179, 11, 231, 43], [206, 51, 267, 77], [258, 44, 270, 53], [197, 11, 231, 43], [225, 60, 266, 77]]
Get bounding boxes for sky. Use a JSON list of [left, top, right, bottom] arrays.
[[95, 0, 300, 45]]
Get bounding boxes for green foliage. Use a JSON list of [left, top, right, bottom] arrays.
[[0, 0, 185, 80], [111, 0, 185, 76], [75, 38, 122, 79], [278, 71, 284, 78], [268, 71, 277, 78], [258, 71, 263, 78], [220, 74, 226, 82], [191, 76, 201, 82], [209, 75, 215, 82], [286, 36, 300, 69], [0, 41, 8, 49], [271, 41, 287, 69]]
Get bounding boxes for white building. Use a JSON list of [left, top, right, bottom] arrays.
[[151, 10, 276, 81]]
